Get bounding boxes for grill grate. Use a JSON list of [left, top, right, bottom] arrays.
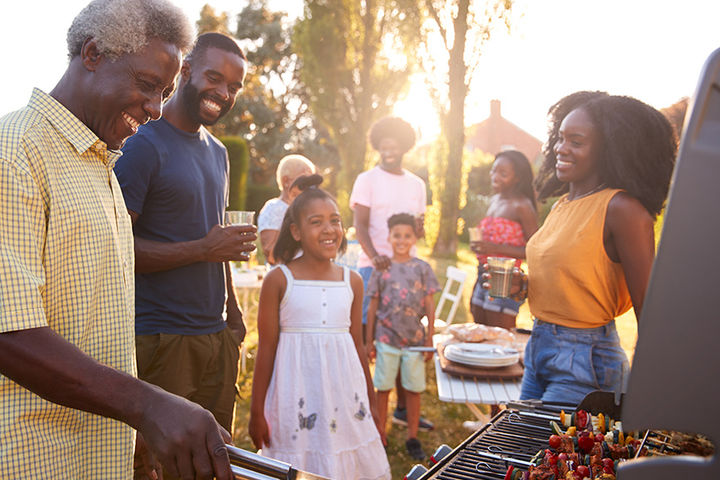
[[420, 409, 559, 479]]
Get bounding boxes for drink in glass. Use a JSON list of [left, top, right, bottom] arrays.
[[487, 256, 516, 298], [225, 210, 255, 226]]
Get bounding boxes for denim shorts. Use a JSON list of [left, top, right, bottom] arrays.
[[520, 319, 629, 405], [471, 265, 523, 315], [373, 341, 426, 393]]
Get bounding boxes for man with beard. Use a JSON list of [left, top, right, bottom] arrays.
[[114, 32, 254, 459]]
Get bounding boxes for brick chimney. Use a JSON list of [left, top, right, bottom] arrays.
[[490, 99, 501, 118]]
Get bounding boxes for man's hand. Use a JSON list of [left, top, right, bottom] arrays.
[[138, 390, 233, 480], [202, 224, 257, 263], [226, 302, 246, 345], [371, 254, 392, 271]]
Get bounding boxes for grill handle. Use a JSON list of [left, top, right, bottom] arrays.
[[226, 444, 291, 478], [476, 450, 535, 468], [231, 464, 279, 480]]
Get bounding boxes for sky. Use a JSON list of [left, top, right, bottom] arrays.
[[1, 0, 719, 142]]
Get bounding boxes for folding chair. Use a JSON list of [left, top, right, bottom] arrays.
[[422, 265, 468, 332]]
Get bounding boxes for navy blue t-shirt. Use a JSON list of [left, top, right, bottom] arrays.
[[115, 118, 229, 335]]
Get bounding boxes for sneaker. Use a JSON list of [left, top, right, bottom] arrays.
[[405, 438, 426, 461], [392, 407, 435, 432]]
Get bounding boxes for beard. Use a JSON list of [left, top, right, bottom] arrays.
[[180, 80, 231, 126]]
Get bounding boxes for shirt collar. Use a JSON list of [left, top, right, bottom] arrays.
[[27, 88, 120, 167]]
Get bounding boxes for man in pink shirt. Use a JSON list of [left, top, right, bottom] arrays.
[[350, 116, 433, 431]]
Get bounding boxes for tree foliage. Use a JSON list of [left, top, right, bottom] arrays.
[[293, 0, 423, 210], [421, 0, 513, 256], [220, 136, 250, 210], [196, 4, 230, 35], [196, 1, 340, 209]]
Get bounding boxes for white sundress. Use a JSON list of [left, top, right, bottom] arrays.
[[261, 265, 391, 480]]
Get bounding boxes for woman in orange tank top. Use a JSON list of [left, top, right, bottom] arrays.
[[501, 91, 677, 404]]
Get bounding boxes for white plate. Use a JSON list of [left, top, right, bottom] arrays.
[[444, 343, 519, 368]]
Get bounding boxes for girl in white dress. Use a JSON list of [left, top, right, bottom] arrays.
[[249, 175, 390, 480]]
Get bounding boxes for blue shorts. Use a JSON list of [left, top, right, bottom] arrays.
[[373, 342, 426, 393], [471, 265, 522, 315], [520, 319, 629, 405], [359, 266, 374, 325]]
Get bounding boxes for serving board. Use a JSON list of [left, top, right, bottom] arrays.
[[437, 342, 523, 379]]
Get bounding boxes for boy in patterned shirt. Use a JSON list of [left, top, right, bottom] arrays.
[[365, 213, 439, 460]]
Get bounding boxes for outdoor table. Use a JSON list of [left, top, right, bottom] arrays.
[[433, 333, 524, 425], [232, 264, 265, 373]]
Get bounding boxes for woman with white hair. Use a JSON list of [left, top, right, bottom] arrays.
[[258, 154, 316, 264]]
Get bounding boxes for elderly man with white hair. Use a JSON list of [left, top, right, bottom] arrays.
[[0, 1, 235, 479]]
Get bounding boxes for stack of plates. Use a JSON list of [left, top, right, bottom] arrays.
[[444, 343, 519, 368]]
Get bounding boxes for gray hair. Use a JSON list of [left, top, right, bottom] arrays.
[[276, 154, 317, 190], [67, 0, 193, 60]]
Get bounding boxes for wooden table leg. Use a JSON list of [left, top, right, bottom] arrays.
[[465, 402, 490, 424]]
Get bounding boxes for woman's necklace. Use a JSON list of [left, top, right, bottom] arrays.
[[567, 183, 607, 202]]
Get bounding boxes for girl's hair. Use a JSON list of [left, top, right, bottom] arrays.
[[272, 174, 348, 264], [368, 116, 416, 153], [495, 150, 537, 211], [535, 91, 677, 217]]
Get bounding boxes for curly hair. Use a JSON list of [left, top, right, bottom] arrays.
[[368, 116, 416, 153], [387, 213, 418, 236], [67, 0, 193, 60], [495, 150, 537, 211], [273, 174, 348, 264], [535, 91, 677, 217]]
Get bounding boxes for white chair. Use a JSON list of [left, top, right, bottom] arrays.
[[422, 265, 468, 332]]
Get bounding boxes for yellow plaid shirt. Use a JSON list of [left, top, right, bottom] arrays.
[[0, 89, 136, 479]]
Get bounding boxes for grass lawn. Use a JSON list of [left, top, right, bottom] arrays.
[[231, 241, 639, 478]]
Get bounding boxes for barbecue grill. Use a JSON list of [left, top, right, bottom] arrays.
[[406, 395, 611, 479], [406, 393, 709, 479], [412, 407, 560, 479]]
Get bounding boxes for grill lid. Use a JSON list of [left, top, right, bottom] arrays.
[[621, 47, 720, 479]]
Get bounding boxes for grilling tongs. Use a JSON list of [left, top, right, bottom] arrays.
[[226, 444, 331, 480]]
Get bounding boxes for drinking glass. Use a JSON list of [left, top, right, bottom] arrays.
[[487, 256, 516, 298], [225, 210, 255, 226]]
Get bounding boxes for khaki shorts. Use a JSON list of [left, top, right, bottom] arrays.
[[136, 328, 239, 432], [373, 341, 426, 393]]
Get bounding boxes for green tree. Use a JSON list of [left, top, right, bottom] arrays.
[[220, 136, 250, 210], [422, 0, 513, 256], [202, 1, 340, 200], [293, 0, 422, 209], [196, 4, 230, 35]]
